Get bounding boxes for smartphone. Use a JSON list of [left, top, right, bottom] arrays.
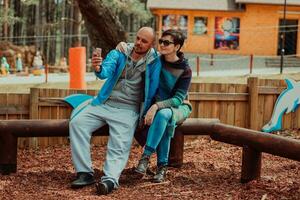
[[93, 48, 102, 57]]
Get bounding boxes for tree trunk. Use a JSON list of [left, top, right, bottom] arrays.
[[3, 0, 9, 39], [60, 0, 65, 58], [72, 1, 82, 47], [34, 3, 40, 48], [76, 0, 126, 56], [8, 0, 14, 41]]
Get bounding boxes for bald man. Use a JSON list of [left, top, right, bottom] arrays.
[[69, 27, 161, 195]]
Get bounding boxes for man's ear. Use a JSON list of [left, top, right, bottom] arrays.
[[151, 40, 156, 47]]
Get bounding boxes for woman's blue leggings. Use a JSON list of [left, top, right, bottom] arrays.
[[143, 108, 172, 166]]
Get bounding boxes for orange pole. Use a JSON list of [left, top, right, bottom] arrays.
[[69, 47, 86, 89]]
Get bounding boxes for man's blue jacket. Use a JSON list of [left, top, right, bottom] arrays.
[[92, 49, 161, 117]]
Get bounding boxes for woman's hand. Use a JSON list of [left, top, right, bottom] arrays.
[[144, 104, 159, 126], [115, 42, 127, 53]]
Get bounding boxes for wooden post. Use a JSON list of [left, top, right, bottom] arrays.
[[0, 131, 17, 175], [241, 77, 261, 183], [29, 88, 39, 148], [248, 77, 259, 132], [168, 129, 184, 168], [249, 54, 253, 74], [241, 146, 261, 183], [196, 56, 200, 77]]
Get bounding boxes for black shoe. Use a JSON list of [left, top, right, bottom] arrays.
[[153, 165, 167, 183], [95, 180, 114, 195], [135, 155, 150, 175], [71, 172, 95, 188]]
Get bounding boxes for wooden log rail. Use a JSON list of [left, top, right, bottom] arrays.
[[1, 118, 300, 184]]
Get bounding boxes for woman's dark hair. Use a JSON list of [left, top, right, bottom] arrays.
[[161, 29, 185, 51]]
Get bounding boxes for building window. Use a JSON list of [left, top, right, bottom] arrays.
[[214, 17, 240, 50], [193, 17, 208, 35], [162, 15, 188, 37]]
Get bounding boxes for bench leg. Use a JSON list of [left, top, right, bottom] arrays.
[[168, 130, 184, 168], [241, 146, 261, 183], [0, 133, 17, 175]]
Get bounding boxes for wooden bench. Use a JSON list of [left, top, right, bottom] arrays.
[[1, 118, 300, 184]]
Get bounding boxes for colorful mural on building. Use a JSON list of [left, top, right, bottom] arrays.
[[214, 17, 240, 50]]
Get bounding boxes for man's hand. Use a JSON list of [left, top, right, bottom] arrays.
[[116, 42, 127, 53], [144, 104, 158, 126], [92, 48, 102, 72]]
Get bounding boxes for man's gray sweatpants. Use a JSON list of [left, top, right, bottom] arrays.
[[69, 103, 139, 187]]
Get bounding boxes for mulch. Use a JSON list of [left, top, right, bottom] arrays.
[[1, 130, 300, 200]]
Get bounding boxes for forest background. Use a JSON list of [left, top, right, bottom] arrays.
[[0, 0, 152, 68]]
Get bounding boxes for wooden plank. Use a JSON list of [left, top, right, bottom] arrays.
[[248, 77, 259, 130], [7, 94, 22, 120], [188, 92, 248, 101], [29, 88, 39, 119], [257, 81, 265, 130], [29, 88, 40, 148], [20, 94, 30, 119], [188, 82, 199, 118], [219, 83, 228, 124], [59, 89, 71, 145], [39, 88, 50, 148], [227, 84, 236, 125], [210, 84, 221, 119], [0, 105, 29, 115], [198, 83, 205, 118], [262, 93, 275, 129], [258, 86, 285, 94], [18, 94, 30, 148], [0, 94, 7, 119], [49, 88, 60, 147], [87, 89, 98, 96], [202, 83, 213, 118], [234, 84, 248, 127], [6, 93, 21, 119], [296, 107, 300, 129]]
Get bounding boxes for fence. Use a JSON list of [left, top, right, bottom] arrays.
[[185, 54, 300, 77], [0, 77, 298, 149]]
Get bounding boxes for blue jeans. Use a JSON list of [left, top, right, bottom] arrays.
[[144, 108, 172, 166]]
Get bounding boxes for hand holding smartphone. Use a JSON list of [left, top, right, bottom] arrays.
[[94, 48, 102, 57], [92, 48, 102, 72]]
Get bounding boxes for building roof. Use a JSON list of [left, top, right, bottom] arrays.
[[235, 0, 300, 6], [147, 0, 300, 11], [147, 0, 238, 11]]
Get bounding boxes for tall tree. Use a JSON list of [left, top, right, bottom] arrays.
[[72, 0, 82, 47], [3, 0, 9, 38], [0, 0, 22, 39], [76, 0, 127, 55]]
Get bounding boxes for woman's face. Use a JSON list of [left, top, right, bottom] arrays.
[[158, 35, 179, 56]]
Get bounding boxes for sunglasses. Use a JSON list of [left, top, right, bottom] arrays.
[[158, 39, 174, 46]]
